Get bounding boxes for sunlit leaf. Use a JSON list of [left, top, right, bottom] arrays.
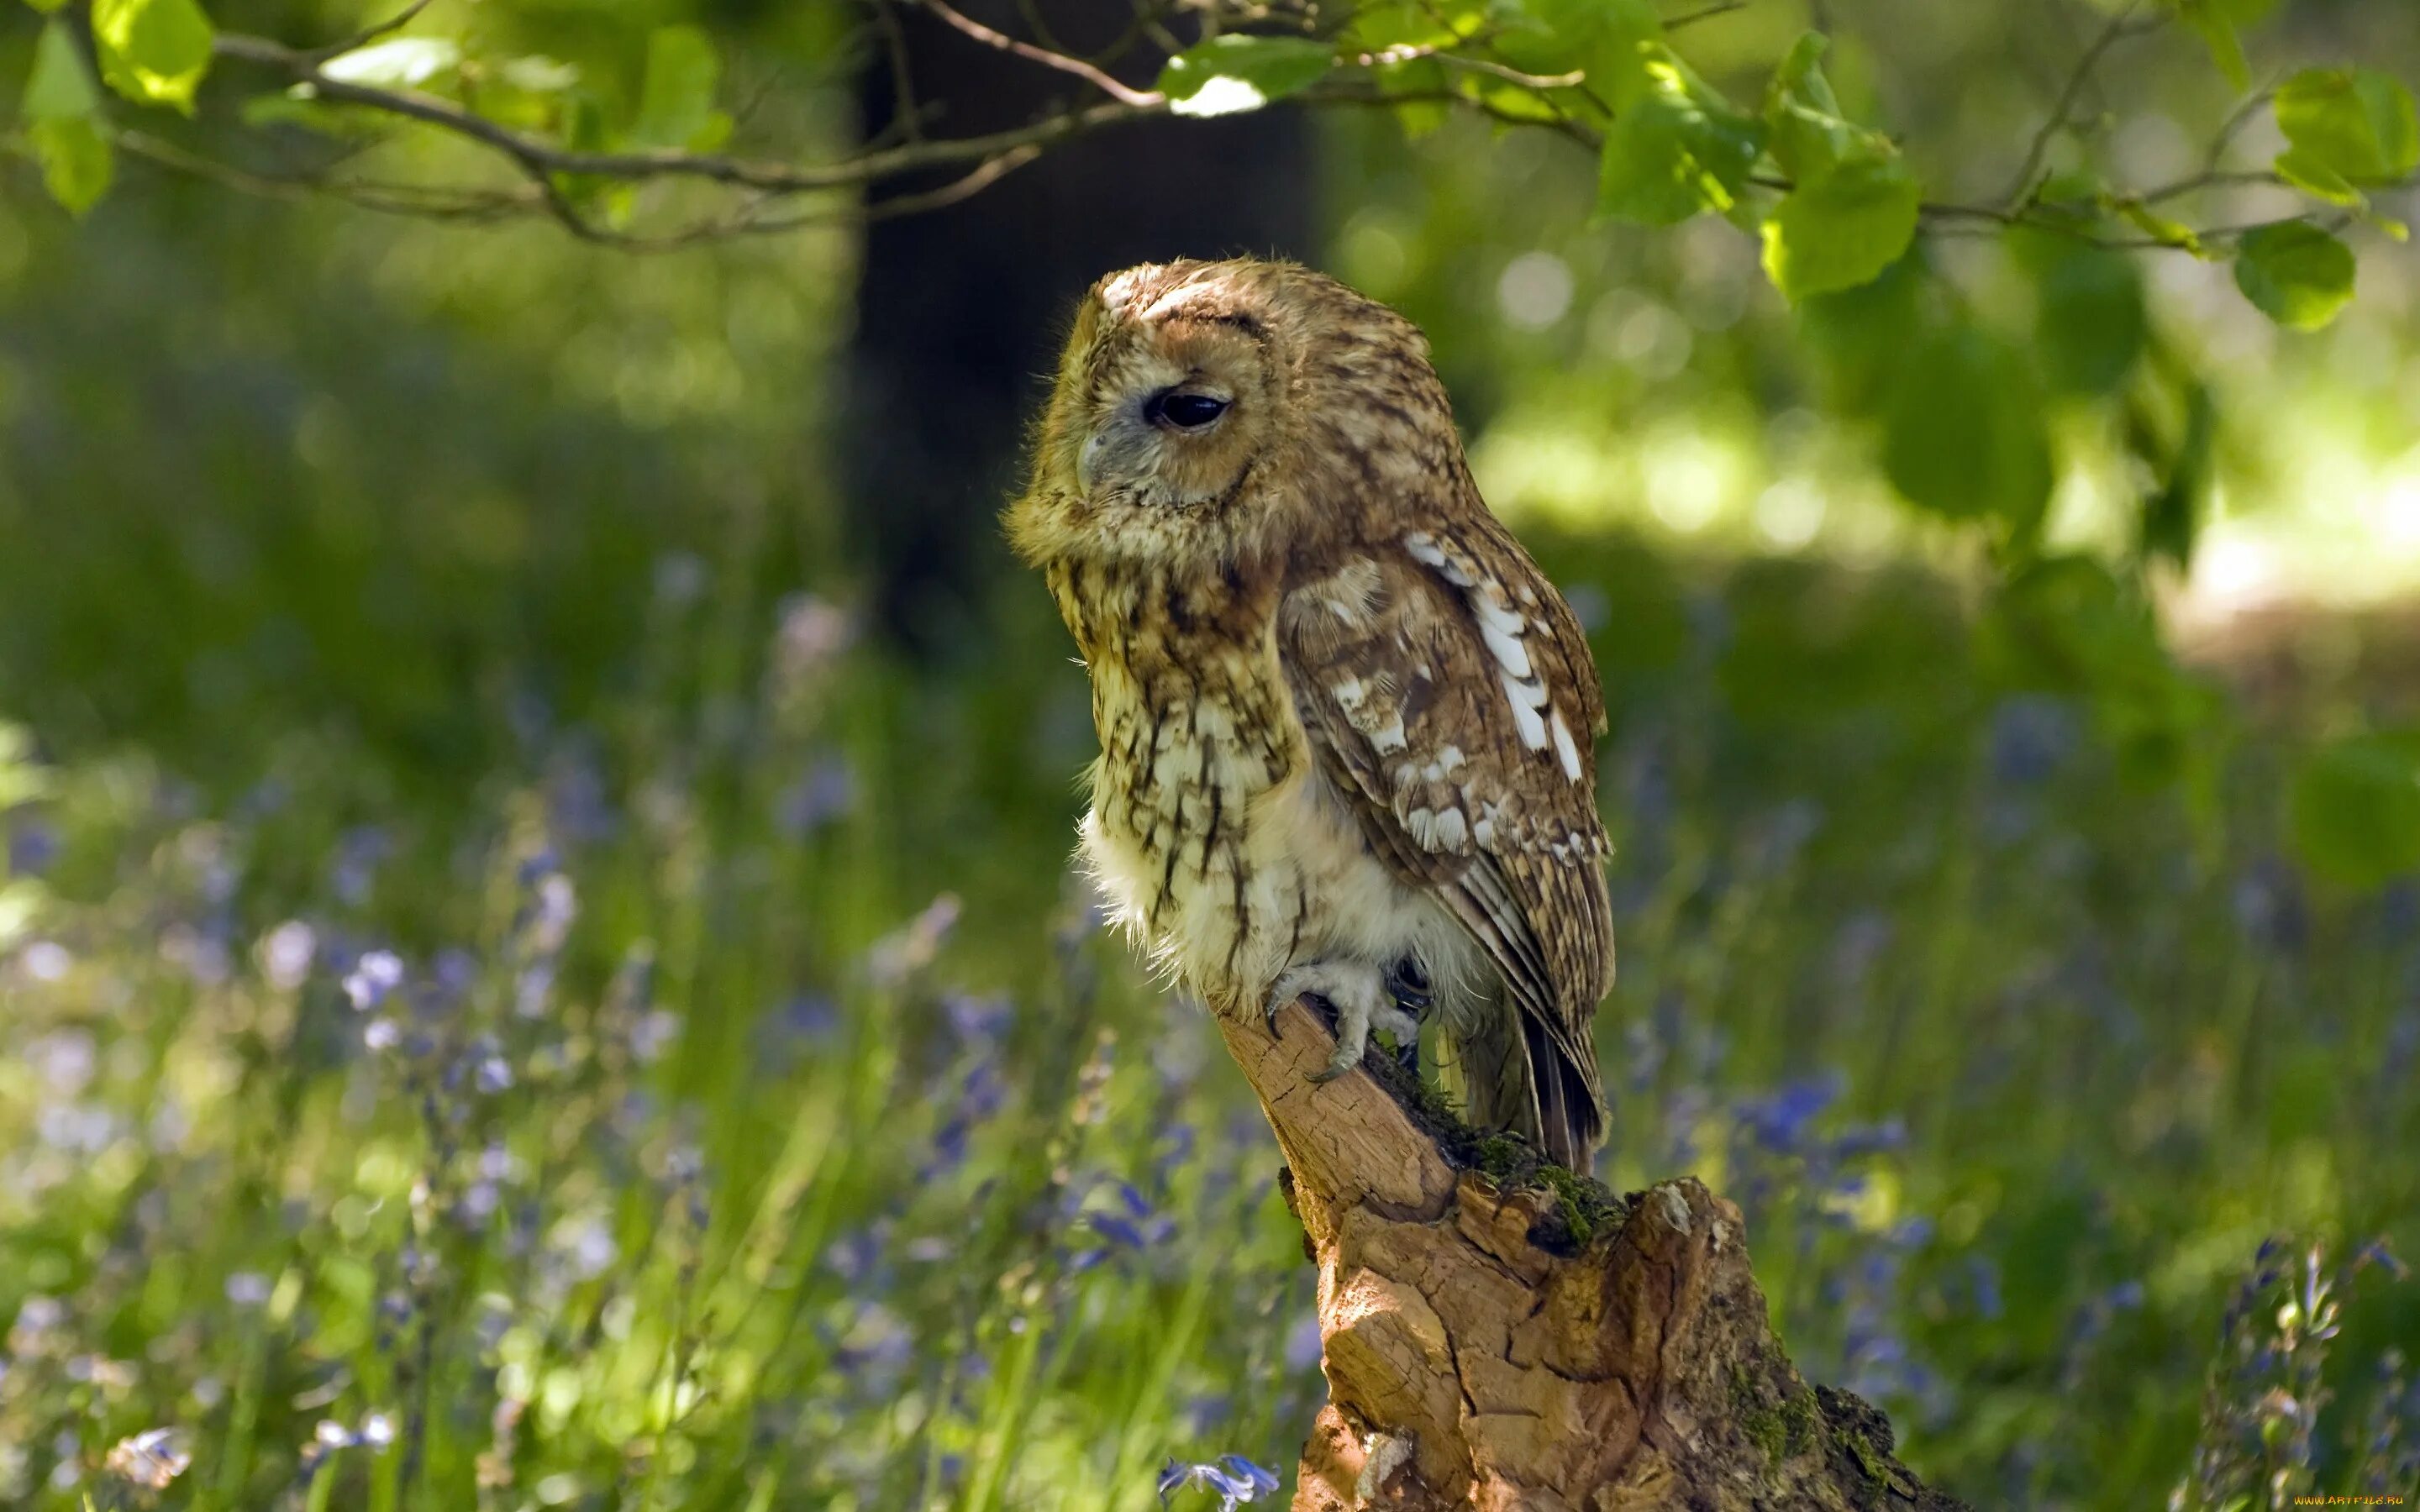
[[1756, 32, 1922, 299], [91, 0, 214, 113], [2231, 221, 2355, 329], [1881, 324, 2051, 535], [1596, 52, 1762, 225], [2274, 68, 2419, 186], [1760, 156, 1922, 300], [2289, 732, 2420, 890], [319, 36, 460, 89], [1158, 35, 1334, 118], [634, 25, 730, 151], [2272, 147, 2365, 207]]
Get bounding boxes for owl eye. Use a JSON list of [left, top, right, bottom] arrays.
[[1145, 391, 1230, 431]]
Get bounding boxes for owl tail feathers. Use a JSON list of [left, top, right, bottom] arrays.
[[1446, 1011, 1605, 1175], [1523, 1016, 1605, 1173]]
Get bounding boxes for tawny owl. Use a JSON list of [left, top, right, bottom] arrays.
[[1007, 257, 1614, 1170]]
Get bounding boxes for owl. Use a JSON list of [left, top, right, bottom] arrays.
[[1007, 258, 1615, 1170]]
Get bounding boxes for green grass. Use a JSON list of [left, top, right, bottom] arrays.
[[0, 533, 2415, 1510]]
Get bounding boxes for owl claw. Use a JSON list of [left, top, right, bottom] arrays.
[[1270, 961, 1417, 1086]]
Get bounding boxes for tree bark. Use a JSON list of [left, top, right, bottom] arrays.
[[1218, 1001, 1970, 1512]]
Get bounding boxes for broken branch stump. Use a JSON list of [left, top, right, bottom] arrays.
[[1213, 1001, 1969, 1512]]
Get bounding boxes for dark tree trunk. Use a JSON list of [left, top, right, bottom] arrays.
[[844, 5, 1317, 650]]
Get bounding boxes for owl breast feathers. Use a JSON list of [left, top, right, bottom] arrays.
[[1006, 256, 1615, 1171]]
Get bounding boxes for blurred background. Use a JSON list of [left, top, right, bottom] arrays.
[[2, 0, 2417, 1506]]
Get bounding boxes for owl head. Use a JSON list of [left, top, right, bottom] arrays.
[[1006, 258, 1460, 574]]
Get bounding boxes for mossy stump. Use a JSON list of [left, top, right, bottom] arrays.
[[1220, 1000, 1969, 1511]]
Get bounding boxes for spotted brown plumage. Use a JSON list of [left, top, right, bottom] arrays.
[[1006, 257, 1615, 1170]]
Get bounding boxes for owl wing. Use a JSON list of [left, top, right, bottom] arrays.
[[1278, 514, 1613, 1167]]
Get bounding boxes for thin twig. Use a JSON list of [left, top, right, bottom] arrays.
[[213, 30, 1164, 192], [303, 0, 441, 64], [1665, 1, 1747, 31], [870, 0, 926, 144], [2002, 0, 2150, 209], [903, 0, 1162, 107]]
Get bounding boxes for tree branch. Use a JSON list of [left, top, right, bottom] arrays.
[[171, 16, 2406, 256], [902, 0, 1165, 108], [1224, 1000, 1968, 1509]]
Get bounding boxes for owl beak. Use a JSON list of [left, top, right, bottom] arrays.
[[1076, 430, 1107, 495]]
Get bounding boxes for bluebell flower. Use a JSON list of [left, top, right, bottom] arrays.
[[775, 753, 858, 838], [330, 826, 392, 907], [343, 950, 404, 1011], [1734, 1074, 1842, 1153], [1986, 696, 2079, 786], [105, 1427, 192, 1489], [1158, 1454, 1280, 1509], [2232, 856, 2309, 955], [7, 815, 59, 877]]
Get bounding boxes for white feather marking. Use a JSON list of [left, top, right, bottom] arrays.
[[1478, 616, 1533, 682], [1402, 530, 1474, 586], [1471, 816, 1497, 848], [1330, 676, 1367, 711], [1407, 807, 1437, 847], [1472, 594, 1526, 638], [1436, 745, 1465, 773], [1369, 715, 1407, 755], [1503, 674, 1549, 751], [1432, 807, 1469, 849], [1549, 710, 1584, 782]]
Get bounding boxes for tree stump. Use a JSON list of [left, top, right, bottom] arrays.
[[1215, 1001, 1969, 1512]]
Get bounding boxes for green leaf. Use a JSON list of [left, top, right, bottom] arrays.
[[2023, 238, 2145, 396], [2231, 221, 2355, 329], [633, 25, 729, 151], [1158, 35, 1334, 118], [1797, 245, 1928, 415], [1762, 31, 1890, 181], [2288, 732, 2420, 890], [1521, 0, 1660, 108], [2274, 67, 2420, 186], [1597, 51, 1763, 224], [90, 0, 214, 113], [2272, 146, 2364, 207], [24, 19, 103, 118], [30, 114, 114, 214], [318, 36, 460, 89], [497, 55, 581, 94], [1754, 31, 1923, 298], [22, 0, 71, 13], [1760, 156, 1922, 300], [1881, 325, 2053, 533], [2128, 376, 2215, 570], [2171, 0, 2250, 90]]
